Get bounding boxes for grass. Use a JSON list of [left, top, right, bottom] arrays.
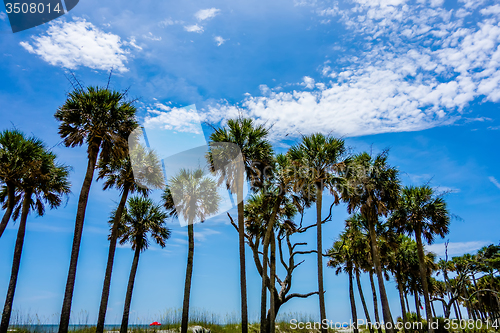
[[7, 309, 500, 333]]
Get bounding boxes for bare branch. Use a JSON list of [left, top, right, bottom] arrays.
[[284, 291, 319, 302]]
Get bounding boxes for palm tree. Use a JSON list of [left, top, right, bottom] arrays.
[[243, 154, 307, 333], [345, 215, 375, 333], [208, 117, 273, 333], [289, 133, 346, 331], [341, 151, 400, 333], [328, 230, 359, 333], [95, 139, 164, 333], [0, 129, 47, 238], [162, 168, 221, 333], [55, 86, 137, 333], [0, 142, 71, 333], [391, 185, 450, 332], [118, 196, 170, 333], [387, 234, 420, 327]]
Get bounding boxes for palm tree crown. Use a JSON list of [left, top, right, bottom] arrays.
[[119, 197, 171, 251], [55, 86, 137, 161], [391, 185, 450, 243]]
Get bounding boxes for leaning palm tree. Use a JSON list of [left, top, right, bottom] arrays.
[[55, 86, 137, 333], [391, 185, 450, 332], [95, 140, 164, 333], [341, 151, 400, 333], [118, 196, 170, 333], [162, 168, 221, 333], [0, 129, 47, 238], [208, 117, 273, 333], [0, 143, 71, 333], [289, 133, 346, 331]]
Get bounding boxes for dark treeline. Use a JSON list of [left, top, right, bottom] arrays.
[[0, 85, 498, 333]]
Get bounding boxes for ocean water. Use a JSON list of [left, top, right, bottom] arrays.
[[9, 325, 152, 332]]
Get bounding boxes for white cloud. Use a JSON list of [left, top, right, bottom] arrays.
[[302, 76, 315, 89], [480, 4, 500, 15], [489, 176, 500, 190], [427, 241, 491, 257], [143, 32, 162, 41], [126, 37, 142, 50], [20, 18, 129, 72], [201, 0, 500, 140], [144, 103, 204, 134], [0, 12, 6, 21], [159, 18, 183, 27], [184, 24, 204, 33], [214, 36, 227, 46], [195, 8, 220, 21]]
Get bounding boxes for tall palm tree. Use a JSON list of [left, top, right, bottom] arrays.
[[0, 129, 47, 238], [391, 185, 450, 332], [247, 154, 296, 333], [118, 196, 170, 333], [341, 151, 400, 333], [387, 234, 420, 326], [55, 86, 137, 333], [208, 117, 273, 333], [289, 133, 346, 331], [328, 230, 359, 333], [345, 215, 375, 333], [0, 142, 71, 333], [162, 168, 221, 333], [243, 154, 306, 333], [95, 140, 164, 333]]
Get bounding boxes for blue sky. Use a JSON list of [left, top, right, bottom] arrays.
[[0, 0, 500, 325]]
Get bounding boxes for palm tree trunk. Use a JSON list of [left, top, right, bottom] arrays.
[[356, 270, 373, 333], [414, 290, 421, 321], [0, 183, 15, 239], [316, 185, 327, 333], [237, 171, 248, 333], [96, 185, 130, 333], [181, 223, 195, 333], [366, 213, 393, 333], [369, 271, 383, 333], [397, 275, 407, 327], [464, 287, 476, 320], [414, 227, 434, 333], [260, 196, 283, 333], [349, 269, 359, 333], [59, 142, 100, 333], [120, 246, 141, 333], [269, 232, 276, 333], [0, 191, 31, 333], [405, 292, 410, 315], [431, 301, 436, 318]]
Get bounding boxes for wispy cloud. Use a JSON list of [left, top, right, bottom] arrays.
[[214, 36, 227, 46], [20, 18, 129, 72], [126, 37, 142, 50], [433, 186, 461, 194], [489, 176, 500, 190], [184, 24, 204, 33], [158, 18, 183, 27], [427, 241, 491, 257], [0, 12, 6, 21], [203, 0, 500, 140], [143, 32, 162, 41], [195, 8, 220, 21]]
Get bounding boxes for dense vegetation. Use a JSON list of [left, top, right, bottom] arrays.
[[0, 85, 498, 333]]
